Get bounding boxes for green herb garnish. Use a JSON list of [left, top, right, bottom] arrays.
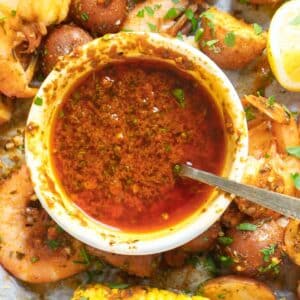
[[253, 23, 263, 35], [261, 244, 276, 262], [145, 6, 154, 16], [291, 173, 300, 189], [46, 239, 60, 250], [224, 31, 236, 47], [218, 236, 233, 246], [34, 96, 43, 106], [172, 88, 185, 108], [147, 22, 158, 32], [194, 27, 204, 42], [286, 146, 300, 158], [164, 7, 178, 19], [136, 9, 144, 17], [236, 223, 257, 231], [244, 107, 255, 121], [81, 12, 89, 21]]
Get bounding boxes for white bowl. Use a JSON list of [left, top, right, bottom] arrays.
[[25, 32, 248, 255]]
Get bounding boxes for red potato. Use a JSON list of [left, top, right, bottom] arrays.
[[202, 276, 275, 300], [199, 7, 267, 70], [224, 220, 285, 276], [70, 0, 127, 36], [41, 24, 92, 75], [284, 219, 300, 266]]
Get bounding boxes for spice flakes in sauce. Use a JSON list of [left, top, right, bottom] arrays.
[[51, 60, 226, 232]]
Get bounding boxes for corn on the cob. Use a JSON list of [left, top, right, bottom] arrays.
[[72, 284, 208, 300]]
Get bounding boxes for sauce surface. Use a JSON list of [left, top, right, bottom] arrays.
[[51, 60, 226, 232]]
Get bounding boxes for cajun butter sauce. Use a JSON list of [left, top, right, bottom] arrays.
[[51, 60, 226, 232]]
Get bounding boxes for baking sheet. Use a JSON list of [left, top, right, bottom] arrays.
[[0, 0, 299, 299]]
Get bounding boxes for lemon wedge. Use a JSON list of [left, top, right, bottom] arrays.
[[268, 0, 300, 91]]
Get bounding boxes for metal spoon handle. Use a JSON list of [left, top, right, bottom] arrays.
[[180, 165, 300, 220]]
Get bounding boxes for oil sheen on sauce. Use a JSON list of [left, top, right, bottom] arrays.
[[51, 59, 226, 233]]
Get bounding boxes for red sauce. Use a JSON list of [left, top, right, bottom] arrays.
[[51, 60, 226, 232]]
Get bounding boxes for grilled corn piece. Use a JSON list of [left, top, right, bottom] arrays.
[[72, 284, 208, 300]]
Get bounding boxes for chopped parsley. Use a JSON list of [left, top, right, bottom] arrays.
[[176, 31, 184, 41], [136, 9, 144, 17], [258, 258, 280, 274], [147, 22, 158, 32], [244, 107, 255, 121], [164, 7, 178, 19], [73, 247, 91, 265], [260, 244, 276, 262], [267, 95, 275, 107], [206, 39, 219, 47], [291, 173, 300, 190], [11, 10, 16, 17], [185, 8, 198, 32], [253, 23, 263, 35], [224, 31, 236, 47], [218, 255, 233, 267], [172, 88, 185, 108], [290, 15, 300, 26], [107, 283, 130, 289], [173, 164, 182, 175], [194, 27, 204, 42], [81, 12, 89, 22], [236, 223, 257, 231], [34, 96, 43, 106], [218, 236, 233, 246], [286, 146, 300, 158], [172, 0, 180, 3], [46, 239, 60, 250], [145, 6, 154, 16]]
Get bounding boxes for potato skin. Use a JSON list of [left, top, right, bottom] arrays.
[[199, 7, 267, 70], [42, 24, 92, 75], [70, 0, 127, 36], [224, 220, 284, 276], [202, 276, 275, 300]]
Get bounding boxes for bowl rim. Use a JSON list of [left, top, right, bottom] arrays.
[[25, 32, 248, 255]]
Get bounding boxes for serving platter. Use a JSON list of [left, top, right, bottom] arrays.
[[0, 0, 299, 299]]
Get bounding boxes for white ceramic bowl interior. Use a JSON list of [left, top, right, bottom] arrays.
[[25, 32, 248, 255]]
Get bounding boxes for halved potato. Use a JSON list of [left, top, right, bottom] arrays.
[[199, 7, 267, 69], [284, 219, 300, 266], [201, 276, 275, 300]]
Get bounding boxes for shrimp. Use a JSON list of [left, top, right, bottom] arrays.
[[0, 165, 87, 283], [235, 95, 300, 219], [0, 0, 71, 98]]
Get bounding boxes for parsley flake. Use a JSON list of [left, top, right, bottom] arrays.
[[224, 31, 236, 47], [286, 146, 300, 158], [253, 23, 263, 35], [218, 236, 233, 246], [236, 223, 257, 231], [145, 6, 154, 16], [81, 12, 89, 22], [147, 22, 158, 32], [291, 173, 300, 190], [261, 244, 276, 262], [34, 96, 43, 106], [164, 7, 178, 19], [172, 88, 185, 108], [136, 9, 144, 17]]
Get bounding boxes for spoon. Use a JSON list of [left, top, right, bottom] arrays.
[[180, 164, 300, 220]]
